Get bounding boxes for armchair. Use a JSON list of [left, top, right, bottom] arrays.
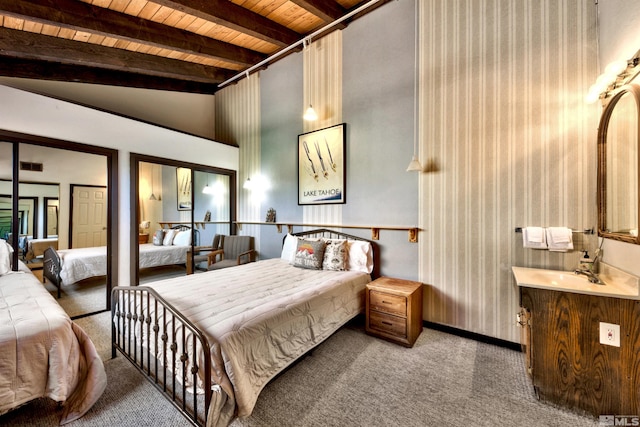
[[207, 235, 256, 270], [186, 234, 222, 274]]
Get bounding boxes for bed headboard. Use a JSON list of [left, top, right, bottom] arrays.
[[289, 228, 380, 279], [43, 246, 62, 298]]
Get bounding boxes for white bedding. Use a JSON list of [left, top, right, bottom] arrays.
[[123, 258, 371, 426], [0, 262, 106, 423], [57, 243, 188, 285]]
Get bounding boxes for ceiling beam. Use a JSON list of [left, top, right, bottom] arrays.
[[0, 58, 220, 94], [288, 0, 345, 24], [152, 0, 301, 48], [0, 0, 265, 67], [0, 27, 234, 84]]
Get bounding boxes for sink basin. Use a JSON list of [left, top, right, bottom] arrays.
[[515, 268, 599, 287], [512, 265, 640, 299]]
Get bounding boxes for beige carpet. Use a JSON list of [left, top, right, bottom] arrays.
[[1, 313, 599, 427]]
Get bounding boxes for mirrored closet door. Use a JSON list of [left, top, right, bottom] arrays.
[[133, 155, 236, 285], [0, 131, 117, 320]]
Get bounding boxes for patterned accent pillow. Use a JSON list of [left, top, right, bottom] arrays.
[[322, 239, 348, 271], [152, 229, 165, 246], [293, 238, 326, 270]]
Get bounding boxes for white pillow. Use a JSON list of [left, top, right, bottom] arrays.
[[347, 240, 373, 274], [163, 229, 177, 246], [0, 240, 12, 275], [280, 234, 298, 263], [172, 230, 191, 246]]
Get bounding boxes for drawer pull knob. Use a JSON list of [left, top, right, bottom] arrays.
[[382, 321, 393, 326], [382, 301, 392, 304]]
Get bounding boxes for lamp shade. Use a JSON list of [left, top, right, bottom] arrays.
[[406, 155, 422, 172], [303, 105, 318, 121]]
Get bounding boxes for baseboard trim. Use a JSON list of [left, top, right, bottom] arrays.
[[423, 321, 521, 352]]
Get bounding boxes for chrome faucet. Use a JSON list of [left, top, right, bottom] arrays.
[[574, 248, 603, 284], [574, 268, 602, 284]]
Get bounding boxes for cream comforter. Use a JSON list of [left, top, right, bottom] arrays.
[[135, 258, 370, 426], [0, 263, 107, 423], [57, 244, 188, 285]]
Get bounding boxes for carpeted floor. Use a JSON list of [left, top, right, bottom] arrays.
[[1, 312, 599, 427]]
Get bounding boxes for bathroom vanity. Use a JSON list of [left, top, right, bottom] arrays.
[[513, 264, 640, 416]]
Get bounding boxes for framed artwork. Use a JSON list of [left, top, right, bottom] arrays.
[[176, 167, 192, 211], [298, 123, 346, 205]]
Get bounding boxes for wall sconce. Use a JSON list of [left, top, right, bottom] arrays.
[[244, 174, 271, 203]]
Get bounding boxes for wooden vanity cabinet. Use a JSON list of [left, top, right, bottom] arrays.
[[365, 277, 423, 347], [519, 287, 640, 416]]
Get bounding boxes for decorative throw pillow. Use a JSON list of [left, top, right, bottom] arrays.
[[152, 229, 164, 246], [322, 239, 348, 271], [163, 229, 177, 246], [293, 238, 326, 270]]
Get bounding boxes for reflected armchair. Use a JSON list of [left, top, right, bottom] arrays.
[[186, 234, 222, 274], [207, 235, 256, 270]]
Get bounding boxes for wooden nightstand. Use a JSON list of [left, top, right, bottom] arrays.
[[365, 277, 423, 347]]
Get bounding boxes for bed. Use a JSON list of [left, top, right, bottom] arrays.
[[0, 260, 107, 423], [111, 229, 378, 427], [43, 238, 192, 298], [24, 237, 58, 262]]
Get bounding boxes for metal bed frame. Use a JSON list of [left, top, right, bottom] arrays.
[[111, 228, 378, 426]]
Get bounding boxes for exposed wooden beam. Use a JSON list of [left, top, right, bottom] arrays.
[[0, 57, 220, 94], [152, 0, 301, 48], [0, 0, 265, 67], [288, 0, 346, 24], [0, 27, 234, 84]]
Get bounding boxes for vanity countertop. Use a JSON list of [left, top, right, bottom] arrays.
[[512, 263, 640, 300]]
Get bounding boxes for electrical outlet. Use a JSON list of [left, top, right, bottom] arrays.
[[599, 322, 620, 347]]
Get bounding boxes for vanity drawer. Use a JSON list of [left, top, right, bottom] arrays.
[[368, 311, 407, 337], [369, 291, 407, 317]]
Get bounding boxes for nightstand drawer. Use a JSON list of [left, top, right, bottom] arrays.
[[369, 311, 406, 337], [369, 291, 407, 317]]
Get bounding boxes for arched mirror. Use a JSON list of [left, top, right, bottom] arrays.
[[598, 83, 640, 244]]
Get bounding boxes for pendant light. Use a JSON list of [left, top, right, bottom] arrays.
[[202, 173, 213, 194], [149, 164, 157, 200], [406, 0, 422, 172], [303, 38, 318, 121]]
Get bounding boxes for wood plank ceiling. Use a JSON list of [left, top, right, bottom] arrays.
[[0, 0, 389, 93]]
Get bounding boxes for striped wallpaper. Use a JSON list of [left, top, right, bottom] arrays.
[[303, 32, 344, 227], [419, 0, 599, 341], [215, 74, 262, 243], [215, 0, 600, 343]]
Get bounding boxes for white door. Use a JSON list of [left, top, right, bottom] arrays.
[[72, 186, 107, 248]]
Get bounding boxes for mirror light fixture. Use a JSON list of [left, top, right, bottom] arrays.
[[406, 0, 422, 172], [586, 52, 640, 103]]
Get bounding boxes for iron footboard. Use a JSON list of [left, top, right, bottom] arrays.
[[111, 286, 212, 426]]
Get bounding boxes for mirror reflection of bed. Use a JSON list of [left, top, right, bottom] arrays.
[[0, 140, 112, 319], [135, 159, 235, 285]]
